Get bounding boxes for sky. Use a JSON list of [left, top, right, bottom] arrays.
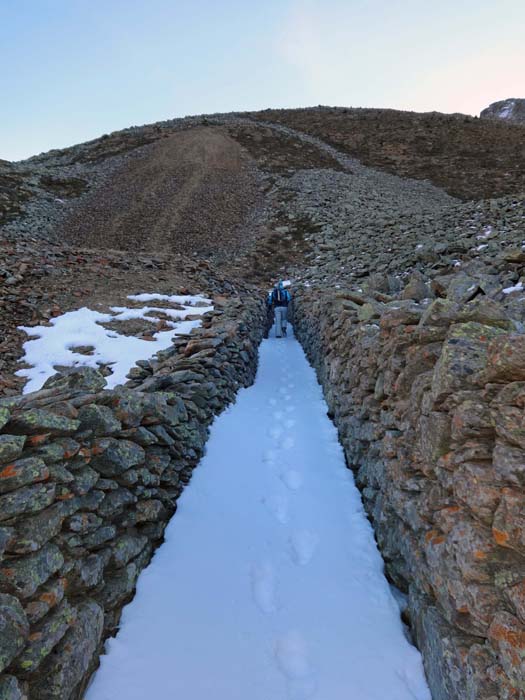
[[1, 0, 524, 161]]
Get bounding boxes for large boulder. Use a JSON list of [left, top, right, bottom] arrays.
[[480, 98, 525, 124]]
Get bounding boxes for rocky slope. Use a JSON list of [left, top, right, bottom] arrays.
[[481, 99, 525, 125]]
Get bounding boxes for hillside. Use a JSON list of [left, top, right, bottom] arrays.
[[1, 105, 525, 700]]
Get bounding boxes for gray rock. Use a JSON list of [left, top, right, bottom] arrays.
[[6, 410, 80, 436], [77, 405, 122, 436], [0, 482, 56, 523], [0, 594, 29, 672], [14, 600, 76, 674], [0, 544, 64, 598], [30, 600, 103, 700], [89, 438, 145, 477], [0, 457, 49, 496], [0, 675, 25, 700], [0, 436, 26, 466]]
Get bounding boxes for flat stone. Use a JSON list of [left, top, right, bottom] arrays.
[[0, 675, 25, 700], [110, 534, 147, 568], [0, 435, 26, 465], [97, 488, 135, 518], [431, 322, 504, 405], [0, 543, 64, 598], [0, 482, 55, 522], [0, 457, 49, 495], [30, 600, 103, 700], [485, 334, 525, 383], [35, 438, 80, 464], [42, 366, 106, 392], [96, 562, 138, 609], [14, 600, 76, 674], [24, 577, 67, 625], [77, 404, 122, 436], [9, 501, 79, 554], [90, 438, 145, 477], [7, 410, 80, 436], [0, 593, 29, 672], [0, 408, 11, 431], [82, 525, 117, 549]]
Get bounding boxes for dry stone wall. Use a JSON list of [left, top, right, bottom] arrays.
[[0, 296, 264, 700], [294, 289, 525, 700]]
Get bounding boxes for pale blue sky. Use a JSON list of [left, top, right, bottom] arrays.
[[2, 0, 524, 161]]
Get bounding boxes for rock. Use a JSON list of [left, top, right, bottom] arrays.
[[484, 334, 525, 383], [7, 410, 80, 436], [0, 675, 25, 700], [0, 482, 55, 522], [492, 440, 525, 487], [0, 408, 10, 431], [481, 98, 525, 124], [492, 489, 525, 553], [0, 457, 49, 495], [23, 577, 67, 625], [0, 436, 26, 465], [42, 366, 106, 392], [9, 501, 79, 554], [110, 534, 147, 568], [96, 562, 138, 609], [96, 488, 135, 518], [0, 543, 64, 598], [82, 525, 117, 549], [77, 405, 122, 436], [70, 554, 106, 591], [402, 271, 431, 301], [487, 611, 525, 687], [34, 438, 80, 464], [431, 323, 504, 405], [0, 594, 29, 672], [89, 438, 145, 477], [14, 600, 76, 674], [30, 600, 103, 700], [135, 499, 165, 523], [0, 527, 14, 556]]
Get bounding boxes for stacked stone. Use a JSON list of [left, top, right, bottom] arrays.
[[0, 296, 264, 700], [294, 285, 525, 700]]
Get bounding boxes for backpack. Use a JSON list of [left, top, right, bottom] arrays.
[[272, 288, 289, 306]]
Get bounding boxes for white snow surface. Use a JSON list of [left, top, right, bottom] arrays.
[[86, 328, 430, 700], [17, 295, 213, 394], [503, 282, 524, 294]]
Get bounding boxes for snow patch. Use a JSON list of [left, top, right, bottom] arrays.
[[17, 295, 212, 394], [503, 282, 524, 295]]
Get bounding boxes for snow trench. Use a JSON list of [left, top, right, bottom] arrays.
[[86, 326, 430, 700]]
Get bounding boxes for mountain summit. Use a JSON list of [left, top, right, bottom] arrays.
[[481, 97, 525, 123]]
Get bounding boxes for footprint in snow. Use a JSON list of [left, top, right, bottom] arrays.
[[281, 436, 295, 450], [269, 426, 284, 440], [263, 450, 277, 464], [262, 492, 289, 525], [280, 470, 303, 491], [250, 562, 278, 614], [289, 529, 320, 566], [274, 631, 317, 699]]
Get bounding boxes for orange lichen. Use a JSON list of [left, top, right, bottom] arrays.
[[493, 528, 510, 546]]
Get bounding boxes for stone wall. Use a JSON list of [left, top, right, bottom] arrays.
[[0, 296, 264, 700], [294, 289, 525, 700]]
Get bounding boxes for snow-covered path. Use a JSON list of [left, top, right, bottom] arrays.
[[86, 330, 430, 700]]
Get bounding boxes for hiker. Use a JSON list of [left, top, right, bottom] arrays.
[[268, 281, 291, 337]]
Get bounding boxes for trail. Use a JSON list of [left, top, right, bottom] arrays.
[[86, 328, 430, 700]]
